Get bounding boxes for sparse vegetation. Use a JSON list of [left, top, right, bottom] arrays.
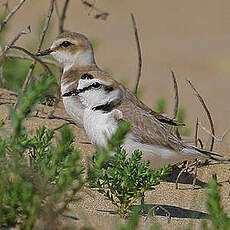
[[0, 1, 229, 229], [89, 122, 171, 218]]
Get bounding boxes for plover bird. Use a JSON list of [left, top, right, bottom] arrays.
[[62, 71, 222, 169], [37, 31, 183, 127]]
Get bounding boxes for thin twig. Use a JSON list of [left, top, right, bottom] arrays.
[[198, 138, 204, 149], [2, 1, 10, 14], [192, 159, 198, 190], [0, 26, 31, 66], [0, 0, 26, 32], [198, 121, 230, 142], [194, 118, 199, 147], [22, 0, 55, 92], [171, 71, 179, 119], [187, 80, 215, 151], [81, 0, 109, 20], [5, 53, 61, 68], [131, 13, 142, 95], [59, 0, 70, 34], [0, 88, 18, 96], [9, 46, 53, 75]]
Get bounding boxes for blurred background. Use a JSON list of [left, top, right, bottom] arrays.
[[1, 0, 230, 152]]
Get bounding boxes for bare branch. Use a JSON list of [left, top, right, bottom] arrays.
[[0, 0, 26, 32], [81, 0, 109, 20], [0, 88, 18, 96], [59, 0, 70, 34], [194, 118, 199, 147], [131, 13, 142, 96], [2, 1, 10, 14], [5, 53, 61, 68], [171, 71, 179, 119], [22, 0, 55, 92], [9, 46, 53, 76], [0, 26, 31, 66], [198, 121, 230, 142], [187, 80, 215, 151]]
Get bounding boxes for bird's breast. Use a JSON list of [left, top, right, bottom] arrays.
[[83, 109, 119, 148], [61, 81, 84, 127]]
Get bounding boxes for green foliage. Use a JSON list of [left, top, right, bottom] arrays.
[[2, 58, 31, 90], [10, 75, 56, 140], [116, 207, 140, 230], [0, 77, 84, 229], [201, 178, 230, 230], [155, 98, 166, 114], [90, 122, 171, 218]]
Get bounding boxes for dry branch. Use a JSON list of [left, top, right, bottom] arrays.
[[131, 13, 142, 96], [194, 118, 199, 147], [22, 0, 55, 92], [198, 121, 230, 142], [55, 0, 70, 34], [9, 46, 54, 76], [171, 71, 179, 119], [0, 0, 26, 32], [81, 0, 109, 20], [0, 26, 31, 66], [187, 80, 215, 151], [5, 53, 61, 68]]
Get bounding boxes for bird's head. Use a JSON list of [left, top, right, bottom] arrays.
[[37, 32, 95, 71], [62, 71, 122, 109]]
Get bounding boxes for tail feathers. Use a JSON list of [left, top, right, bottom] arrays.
[[182, 146, 223, 161]]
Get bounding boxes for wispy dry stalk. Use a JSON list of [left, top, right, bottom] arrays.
[[0, 0, 26, 32], [0, 26, 31, 66], [131, 13, 142, 96], [2, 1, 10, 14], [187, 80, 215, 152], [5, 53, 61, 68], [198, 121, 230, 142], [9, 46, 54, 76], [171, 71, 179, 119], [81, 0, 109, 20], [194, 118, 199, 147], [55, 0, 70, 34], [22, 0, 55, 92]]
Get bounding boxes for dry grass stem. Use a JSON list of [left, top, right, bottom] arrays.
[[175, 161, 197, 189], [22, 0, 55, 92], [0, 0, 26, 32], [131, 13, 142, 96], [0, 26, 31, 66], [5, 53, 61, 68], [198, 121, 230, 142], [9, 46, 54, 76], [56, 0, 70, 34], [81, 0, 109, 20], [187, 79, 215, 152], [194, 118, 199, 147], [171, 71, 179, 119]]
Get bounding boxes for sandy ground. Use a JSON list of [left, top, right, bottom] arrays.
[[0, 0, 230, 229], [0, 91, 229, 230]]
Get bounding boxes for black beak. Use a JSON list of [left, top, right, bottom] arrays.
[[36, 48, 54, 56], [62, 88, 82, 97]]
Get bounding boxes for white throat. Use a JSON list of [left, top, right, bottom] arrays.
[[52, 49, 95, 72]]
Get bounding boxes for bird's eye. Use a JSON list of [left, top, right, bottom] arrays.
[[61, 41, 72, 47], [81, 73, 94, 80], [92, 82, 101, 88]]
